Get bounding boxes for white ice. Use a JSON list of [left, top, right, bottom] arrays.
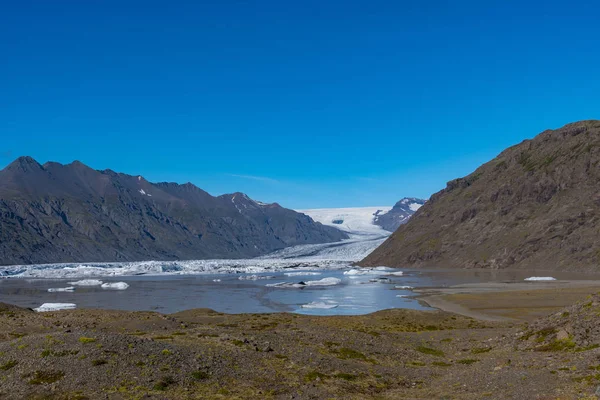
[[409, 203, 423, 212], [34, 303, 76, 312], [524, 277, 556, 281], [238, 275, 276, 280], [283, 271, 322, 276], [305, 277, 341, 286], [68, 279, 103, 286], [395, 285, 413, 289], [301, 301, 339, 309], [101, 282, 129, 290], [47, 287, 75, 292]]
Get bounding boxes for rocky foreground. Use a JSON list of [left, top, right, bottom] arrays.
[[3, 290, 600, 399]]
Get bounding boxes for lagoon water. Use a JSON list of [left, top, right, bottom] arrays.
[[0, 269, 428, 315], [2, 265, 597, 315]]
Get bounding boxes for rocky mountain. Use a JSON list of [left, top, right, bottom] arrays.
[[0, 157, 347, 265], [373, 197, 426, 232], [361, 120, 600, 271]]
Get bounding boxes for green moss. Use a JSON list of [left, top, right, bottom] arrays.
[[335, 373, 358, 381], [231, 339, 245, 347], [536, 337, 577, 352], [457, 359, 479, 365], [78, 337, 96, 344], [334, 347, 369, 361], [153, 376, 176, 391], [416, 346, 445, 357], [191, 370, 210, 380], [0, 360, 17, 371], [471, 347, 492, 354], [432, 361, 452, 367], [91, 359, 108, 366], [152, 335, 174, 340], [28, 370, 65, 384], [304, 370, 329, 382], [161, 349, 172, 355]]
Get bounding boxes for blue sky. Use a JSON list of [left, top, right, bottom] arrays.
[[1, 1, 599, 208]]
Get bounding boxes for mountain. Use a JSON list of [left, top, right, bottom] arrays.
[[373, 197, 426, 232], [361, 120, 600, 271], [0, 157, 347, 265]]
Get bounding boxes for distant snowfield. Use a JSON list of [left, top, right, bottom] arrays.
[[298, 206, 392, 235], [0, 206, 394, 279]]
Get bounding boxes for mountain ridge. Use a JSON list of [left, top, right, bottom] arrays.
[[0, 157, 347, 266], [361, 120, 600, 271]]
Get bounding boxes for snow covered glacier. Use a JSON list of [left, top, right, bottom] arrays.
[[0, 207, 396, 278]]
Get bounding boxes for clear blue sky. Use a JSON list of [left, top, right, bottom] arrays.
[[1, 1, 598, 208]]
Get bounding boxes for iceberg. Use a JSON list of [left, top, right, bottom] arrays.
[[524, 277, 556, 281], [305, 277, 341, 286], [34, 303, 76, 312], [47, 287, 75, 293], [301, 301, 339, 309], [284, 271, 322, 277], [68, 279, 103, 286], [101, 282, 129, 290]]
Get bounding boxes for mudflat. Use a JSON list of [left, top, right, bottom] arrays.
[[3, 283, 600, 399]]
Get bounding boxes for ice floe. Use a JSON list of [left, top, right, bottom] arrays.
[[34, 303, 76, 312], [101, 282, 129, 290], [524, 277, 556, 281], [283, 271, 322, 277], [238, 275, 276, 280], [305, 277, 341, 286], [301, 301, 339, 309], [395, 285, 414, 289], [266, 277, 342, 289], [47, 287, 75, 293], [68, 279, 103, 286]]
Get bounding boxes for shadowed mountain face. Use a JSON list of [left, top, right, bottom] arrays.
[[374, 198, 426, 232], [0, 158, 347, 266], [361, 120, 600, 271]]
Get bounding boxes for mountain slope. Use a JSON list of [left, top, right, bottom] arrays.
[[361, 120, 600, 271], [0, 157, 347, 265], [373, 197, 426, 232]]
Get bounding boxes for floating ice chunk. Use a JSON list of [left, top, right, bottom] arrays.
[[101, 282, 129, 290], [301, 301, 339, 309], [395, 285, 414, 289], [68, 279, 103, 286], [284, 272, 322, 277], [305, 277, 342, 286], [396, 294, 409, 298], [373, 266, 394, 271], [343, 269, 377, 275], [238, 275, 276, 280], [524, 277, 556, 281], [48, 287, 75, 293], [386, 271, 404, 276], [212, 279, 221, 282], [34, 303, 76, 312]]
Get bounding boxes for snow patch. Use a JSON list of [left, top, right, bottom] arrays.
[[34, 303, 76, 312], [409, 203, 422, 212]]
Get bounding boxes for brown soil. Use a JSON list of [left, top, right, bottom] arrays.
[[3, 288, 600, 400]]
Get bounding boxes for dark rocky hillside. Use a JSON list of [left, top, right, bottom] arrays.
[[0, 157, 347, 265], [361, 120, 600, 271]]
